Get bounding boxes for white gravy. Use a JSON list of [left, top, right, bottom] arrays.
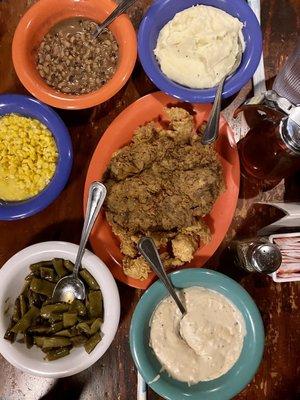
[[150, 286, 246, 384]]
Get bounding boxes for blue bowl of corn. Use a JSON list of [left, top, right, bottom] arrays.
[[0, 94, 73, 220]]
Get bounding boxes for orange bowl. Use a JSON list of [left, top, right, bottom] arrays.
[[84, 92, 240, 290], [12, 0, 137, 110]]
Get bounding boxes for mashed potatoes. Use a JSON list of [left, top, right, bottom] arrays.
[[154, 5, 244, 89]]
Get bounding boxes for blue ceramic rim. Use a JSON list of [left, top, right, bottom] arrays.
[[0, 94, 73, 220], [130, 268, 265, 400], [138, 0, 263, 103]]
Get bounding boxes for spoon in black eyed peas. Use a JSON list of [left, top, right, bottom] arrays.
[[138, 237, 186, 315], [93, 0, 138, 38], [52, 182, 106, 303]]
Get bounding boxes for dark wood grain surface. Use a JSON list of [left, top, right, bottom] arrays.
[[0, 1, 299, 399]]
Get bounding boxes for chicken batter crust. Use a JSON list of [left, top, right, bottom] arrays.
[[103, 107, 225, 280]]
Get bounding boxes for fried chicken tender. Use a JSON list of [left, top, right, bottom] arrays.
[[103, 107, 225, 280], [172, 234, 198, 262], [123, 256, 151, 280], [181, 219, 212, 244]]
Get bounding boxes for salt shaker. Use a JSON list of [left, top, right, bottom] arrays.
[[230, 238, 282, 274]]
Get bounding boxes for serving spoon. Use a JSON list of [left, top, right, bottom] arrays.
[[138, 238, 187, 398], [52, 182, 107, 303], [201, 41, 243, 145], [93, 0, 138, 38], [138, 237, 186, 314]]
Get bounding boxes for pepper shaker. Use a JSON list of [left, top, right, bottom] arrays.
[[230, 238, 282, 274]]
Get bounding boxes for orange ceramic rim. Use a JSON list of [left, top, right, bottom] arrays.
[[12, 0, 137, 110], [84, 92, 240, 290]]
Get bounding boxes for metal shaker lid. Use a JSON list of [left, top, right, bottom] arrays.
[[263, 90, 300, 153], [280, 113, 300, 153], [247, 242, 282, 273]]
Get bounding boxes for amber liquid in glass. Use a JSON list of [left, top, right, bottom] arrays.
[[238, 119, 298, 181]]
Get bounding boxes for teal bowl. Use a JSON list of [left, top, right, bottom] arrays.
[[130, 269, 264, 400]]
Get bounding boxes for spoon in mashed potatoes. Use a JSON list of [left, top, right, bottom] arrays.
[[202, 40, 243, 145], [138, 237, 186, 314]]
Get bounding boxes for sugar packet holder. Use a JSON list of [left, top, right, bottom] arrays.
[[269, 232, 300, 283]]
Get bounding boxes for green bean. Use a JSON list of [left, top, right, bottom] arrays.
[[90, 318, 103, 335], [42, 337, 71, 349], [41, 303, 69, 318], [24, 334, 34, 349], [28, 290, 42, 307], [54, 329, 72, 337], [63, 260, 74, 272], [22, 281, 31, 296], [40, 267, 55, 282], [30, 278, 55, 298], [49, 322, 64, 334], [28, 325, 50, 334], [29, 263, 42, 276], [78, 318, 95, 326], [54, 326, 79, 337], [33, 261, 53, 268], [88, 291, 102, 318], [63, 313, 77, 328], [45, 347, 70, 361], [12, 298, 21, 322], [69, 299, 86, 316], [25, 273, 35, 282], [34, 336, 46, 347], [70, 335, 88, 347], [4, 323, 16, 343], [11, 306, 40, 333], [48, 313, 63, 323], [80, 269, 100, 290], [30, 261, 53, 276], [77, 322, 91, 335], [84, 332, 102, 354], [52, 258, 68, 278], [19, 294, 28, 317], [4, 330, 16, 343]]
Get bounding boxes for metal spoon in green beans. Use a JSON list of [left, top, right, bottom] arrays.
[[4, 258, 103, 361]]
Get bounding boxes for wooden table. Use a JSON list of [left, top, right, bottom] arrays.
[[0, 1, 299, 399]]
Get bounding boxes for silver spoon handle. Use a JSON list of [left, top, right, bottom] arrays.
[[201, 76, 226, 145], [94, 0, 137, 37], [73, 182, 107, 277], [138, 237, 186, 315]]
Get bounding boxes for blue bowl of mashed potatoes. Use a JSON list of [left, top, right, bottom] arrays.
[[130, 268, 264, 400], [138, 0, 262, 102]]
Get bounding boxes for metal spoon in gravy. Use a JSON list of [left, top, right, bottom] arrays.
[[138, 237, 186, 315]]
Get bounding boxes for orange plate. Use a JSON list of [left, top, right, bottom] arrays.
[[84, 92, 240, 289]]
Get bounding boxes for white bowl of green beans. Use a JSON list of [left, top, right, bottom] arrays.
[[0, 241, 120, 377]]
